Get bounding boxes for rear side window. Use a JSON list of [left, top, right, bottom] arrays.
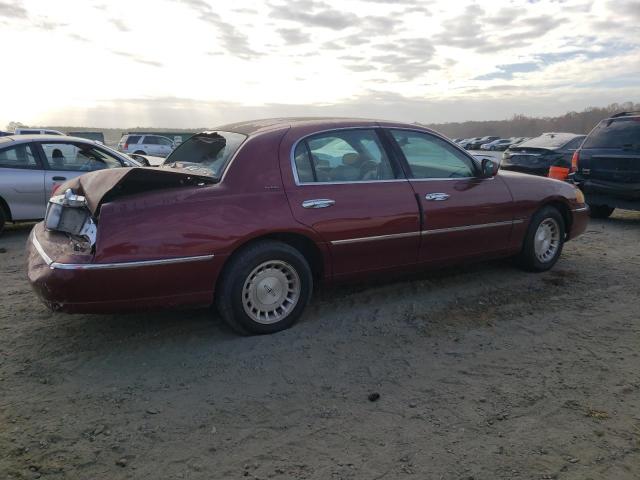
[[582, 118, 640, 149], [0, 144, 39, 169], [293, 129, 397, 183], [144, 136, 159, 145], [125, 135, 141, 145]]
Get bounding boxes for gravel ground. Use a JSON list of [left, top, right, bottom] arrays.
[[1, 212, 639, 480]]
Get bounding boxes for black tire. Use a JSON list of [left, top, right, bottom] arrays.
[[0, 207, 5, 236], [133, 150, 146, 155], [516, 206, 565, 272], [215, 240, 313, 335], [588, 204, 614, 219]]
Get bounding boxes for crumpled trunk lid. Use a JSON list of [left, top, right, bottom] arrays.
[[56, 167, 216, 216]]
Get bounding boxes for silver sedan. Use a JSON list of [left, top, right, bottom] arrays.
[[0, 135, 144, 233]]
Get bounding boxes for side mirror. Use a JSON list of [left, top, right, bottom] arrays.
[[481, 158, 498, 177]]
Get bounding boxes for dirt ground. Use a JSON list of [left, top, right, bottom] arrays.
[[1, 212, 639, 480]]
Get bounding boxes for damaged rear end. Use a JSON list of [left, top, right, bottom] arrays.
[[27, 167, 218, 312]]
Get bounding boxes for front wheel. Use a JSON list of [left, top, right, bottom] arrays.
[[216, 241, 313, 335], [517, 206, 565, 272], [588, 204, 614, 219]]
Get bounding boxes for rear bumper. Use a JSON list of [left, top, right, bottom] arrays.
[[568, 206, 589, 241], [27, 224, 222, 313], [576, 178, 640, 200]]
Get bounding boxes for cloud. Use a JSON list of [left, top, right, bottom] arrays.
[[277, 27, 311, 45], [109, 18, 130, 32], [474, 62, 540, 81], [0, 0, 27, 19], [111, 51, 164, 68], [270, 0, 358, 30], [175, 0, 261, 59]]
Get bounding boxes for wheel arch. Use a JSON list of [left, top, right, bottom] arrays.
[[215, 231, 328, 291], [0, 195, 12, 222], [540, 198, 572, 238]]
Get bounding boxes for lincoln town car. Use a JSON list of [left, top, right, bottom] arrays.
[[26, 118, 589, 334]]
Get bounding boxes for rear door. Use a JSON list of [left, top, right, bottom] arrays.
[[0, 142, 46, 220], [282, 128, 421, 277], [385, 129, 515, 264]]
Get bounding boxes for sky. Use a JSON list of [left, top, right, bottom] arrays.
[[0, 0, 638, 128]]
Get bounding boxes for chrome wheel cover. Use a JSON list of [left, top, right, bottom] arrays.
[[242, 260, 301, 324], [534, 218, 560, 263]]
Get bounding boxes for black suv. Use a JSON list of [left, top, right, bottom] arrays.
[[572, 111, 640, 218]]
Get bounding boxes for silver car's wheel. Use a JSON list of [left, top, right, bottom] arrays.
[[534, 218, 560, 263], [242, 260, 301, 325]]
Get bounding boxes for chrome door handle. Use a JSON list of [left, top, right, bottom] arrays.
[[425, 193, 450, 201], [302, 199, 335, 209]]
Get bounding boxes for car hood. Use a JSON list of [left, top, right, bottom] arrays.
[[55, 167, 216, 216]]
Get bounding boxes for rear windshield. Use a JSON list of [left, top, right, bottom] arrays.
[[582, 118, 640, 149], [162, 131, 246, 179], [517, 134, 580, 149]]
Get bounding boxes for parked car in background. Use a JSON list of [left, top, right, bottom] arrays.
[[501, 133, 585, 177], [0, 135, 144, 233], [117, 134, 175, 157], [0, 131, 11, 137], [572, 111, 640, 218], [481, 137, 525, 151], [14, 128, 65, 136], [67, 131, 105, 144], [458, 137, 482, 149], [27, 118, 588, 335], [468, 136, 500, 150]]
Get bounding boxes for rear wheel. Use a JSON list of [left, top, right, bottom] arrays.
[[517, 206, 565, 272], [588, 204, 614, 219], [133, 150, 146, 155], [216, 241, 313, 335]]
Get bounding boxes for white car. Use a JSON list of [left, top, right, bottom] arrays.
[[14, 128, 65, 136], [117, 134, 175, 157], [0, 135, 144, 233]]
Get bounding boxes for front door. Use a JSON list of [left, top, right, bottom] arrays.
[[283, 128, 420, 277], [385, 129, 515, 264]]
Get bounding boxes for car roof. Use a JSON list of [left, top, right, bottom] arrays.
[[0, 134, 103, 145], [214, 117, 432, 136]]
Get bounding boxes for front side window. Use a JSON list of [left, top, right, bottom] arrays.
[[293, 129, 397, 183], [157, 136, 173, 146], [41, 143, 122, 171], [390, 130, 475, 179], [0, 144, 39, 169]]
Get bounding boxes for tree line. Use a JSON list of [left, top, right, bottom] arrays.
[[420, 102, 640, 139]]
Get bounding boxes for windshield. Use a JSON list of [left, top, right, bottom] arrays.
[[517, 134, 579, 149], [163, 131, 246, 178], [582, 118, 640, 150]]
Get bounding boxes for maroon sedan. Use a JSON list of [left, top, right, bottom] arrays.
[[27, 118, 589, 334]]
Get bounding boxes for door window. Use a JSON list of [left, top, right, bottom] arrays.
[[157, 137, 173, 146], [144, 136, 160, 145], [0, 144, 39, 169], [293, 129, 397, 183], [390, 130, 475, 179], [41, 143, 122, 171]]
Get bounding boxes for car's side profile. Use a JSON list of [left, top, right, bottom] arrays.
[[0, 135, 143, 233], [117, 134, 175, 157], [26, 119, 589, 335]]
